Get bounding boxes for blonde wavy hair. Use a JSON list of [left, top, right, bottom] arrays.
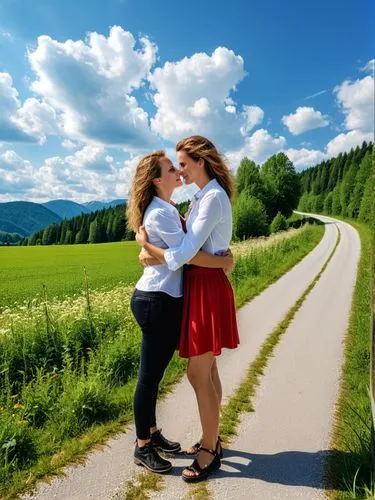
[[126, 150, 165, 232], [176, 135, 234, 201]]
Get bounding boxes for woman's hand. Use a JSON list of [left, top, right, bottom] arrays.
[[223, 248, 234, 274], [138, 248, 155, 267], [136, 226, 148, 247]]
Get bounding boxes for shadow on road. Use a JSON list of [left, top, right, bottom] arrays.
[[169, 448, 349, 491]]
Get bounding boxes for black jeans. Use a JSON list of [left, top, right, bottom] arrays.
[[130, 289, 182, 440]]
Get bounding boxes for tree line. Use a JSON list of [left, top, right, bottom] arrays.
[[20, 205, 134, 246], [297, 141, 373, 223]]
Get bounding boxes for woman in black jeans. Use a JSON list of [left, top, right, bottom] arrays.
[[126, 151, 233, 473]]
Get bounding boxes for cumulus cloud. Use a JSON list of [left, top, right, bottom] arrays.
[[284, 148, 329, 169], [149, 47, 263, 149], [282, 106, 329, 135], [334, 75, 374, 133], [0, 73, 44, 143], [0, 146, 134, 203], [27, 26, 159, 150], [226, 128, 286, 168], [241, 105, 264, 135], [326, 129, 374, 157], [0, 150, 37, 198]]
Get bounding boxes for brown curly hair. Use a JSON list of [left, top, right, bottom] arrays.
[[176, 135, 234, 201], [126, 150, 164, 232]]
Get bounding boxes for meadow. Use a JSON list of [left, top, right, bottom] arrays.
[[0, 241, 141, 309]]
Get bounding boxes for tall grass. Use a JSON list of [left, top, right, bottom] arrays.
[[0, 223, 324, 497], [327, 221, 374, 499]]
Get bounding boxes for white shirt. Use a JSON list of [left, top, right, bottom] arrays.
[[165, 179, 232, 271], [135, 196, 185, 297]]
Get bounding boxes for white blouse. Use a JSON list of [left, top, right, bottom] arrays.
[[135, 196, 185, 297], [165, 179, 232, 271]]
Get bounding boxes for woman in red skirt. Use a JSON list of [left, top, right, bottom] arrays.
[[136, 135, 240, 482]]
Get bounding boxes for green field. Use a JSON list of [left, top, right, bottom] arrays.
[[0, 242, 142, 309]]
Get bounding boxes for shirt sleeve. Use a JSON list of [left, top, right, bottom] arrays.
[[164, 192, 222, 271], [146, 208, 185, 248]]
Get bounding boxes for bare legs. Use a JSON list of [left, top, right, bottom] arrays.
[[184, 352, 222, 476]]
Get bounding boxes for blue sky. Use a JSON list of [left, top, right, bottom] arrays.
[[0, 0, 373, 203]]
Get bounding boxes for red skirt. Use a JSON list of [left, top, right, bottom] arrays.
[[179, 266, 240, 358]]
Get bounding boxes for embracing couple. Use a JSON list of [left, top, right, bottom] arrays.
[[126, 135, 240, 483]]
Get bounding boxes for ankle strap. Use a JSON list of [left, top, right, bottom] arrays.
[[199, 446, 216, 456]]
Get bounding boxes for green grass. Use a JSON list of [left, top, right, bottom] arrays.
[[325, 220, 374, 499], [0, 241, 141, 309], [232, 223, 324, 308]]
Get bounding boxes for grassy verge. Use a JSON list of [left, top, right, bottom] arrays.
[[0, 223, 324, 498], [232, 222, 324, 308], [325, 220, 374, 499]]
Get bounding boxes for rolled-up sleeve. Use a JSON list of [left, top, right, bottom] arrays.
[[164, 192, 222, 270]]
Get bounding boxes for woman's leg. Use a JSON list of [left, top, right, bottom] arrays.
[[211, 359, 222, 407], [185, 358, 222, 454], [184, 352, 220, 476], [148, 294, 182, 437]]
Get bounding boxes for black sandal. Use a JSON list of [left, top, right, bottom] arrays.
[[216, 436, 223, 459], [182, 446, 221, 483], [185, 440, 201, 455], [186, 435, 223, 458]]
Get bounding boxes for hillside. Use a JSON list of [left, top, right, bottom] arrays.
[[43, 199, 91, 219], [0, 202, 62, 236]]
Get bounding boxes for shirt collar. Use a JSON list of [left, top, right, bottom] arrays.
[[194, 178, 218, 200], [153, 196, 176, 212]]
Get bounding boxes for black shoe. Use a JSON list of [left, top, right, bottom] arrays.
[[182, 446, 221, 483], [151, 429, 181, 453], [134, 443, 172, 473]]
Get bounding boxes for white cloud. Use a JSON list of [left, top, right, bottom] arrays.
[[0, 150, 37, 198], [0, 73, 43, 143], [61, 139, 78, 149], [334, 75, 374, 133], [188, 98, 211, 118], [27, 26, 159, 150], [12, 97, 57, 142], [226, 128, 286, 168], [241, 105, 264, 135], [149, 47, 262, 149], [361, 59, 375, 73], [282, 106, 329, 135], [326, 130, 374, 157], [284, 148, 329, 169]]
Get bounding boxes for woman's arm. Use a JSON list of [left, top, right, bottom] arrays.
[[138, 245, 233, 272], [190, 249, 233, 273], [137, 192, 223, 271]]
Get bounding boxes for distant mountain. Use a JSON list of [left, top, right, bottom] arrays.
[[43, 199, 91, 219], [0, 202, 62, 236], [83, 199, 127, 211]]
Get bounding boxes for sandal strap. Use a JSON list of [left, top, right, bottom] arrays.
[[199, 446, 216, 456], [185, 458, 203, 474]]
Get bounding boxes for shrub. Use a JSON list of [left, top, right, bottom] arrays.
[[270, 212, 287, 233]]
